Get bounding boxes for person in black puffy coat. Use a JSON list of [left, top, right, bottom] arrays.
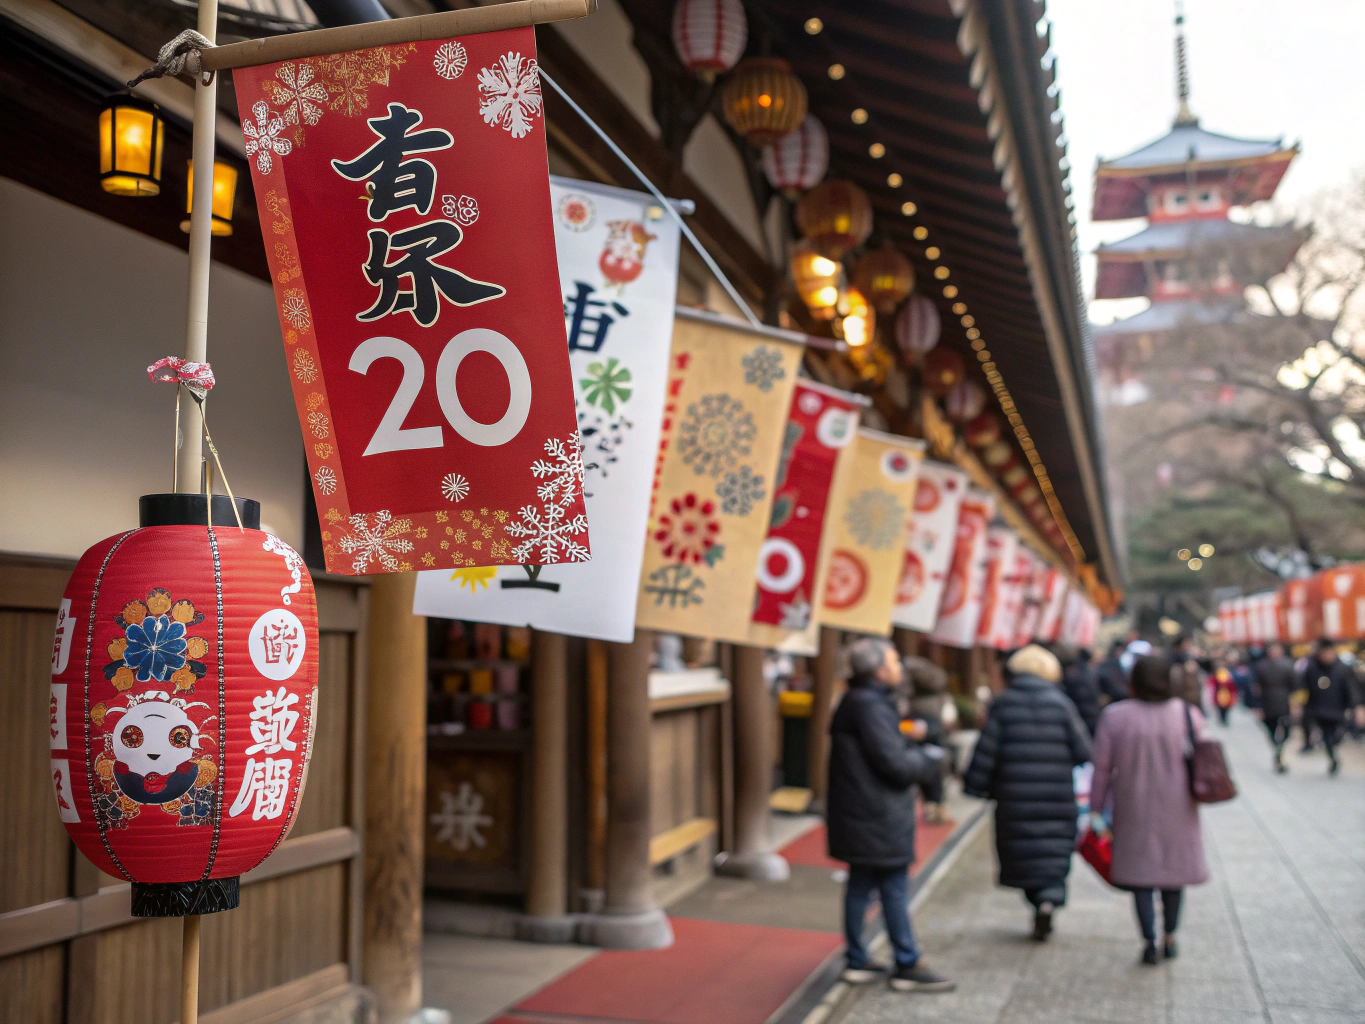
[[964, 644, 1091, 942], [827, 638, 953, 993], [1298, 639, 1359, 775], [1054, 643, 1102, 736]]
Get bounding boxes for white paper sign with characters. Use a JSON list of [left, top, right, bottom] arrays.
[[414, 178, 681, 641]]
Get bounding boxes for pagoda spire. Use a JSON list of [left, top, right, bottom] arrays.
[[1174, 2, 1198, 126]]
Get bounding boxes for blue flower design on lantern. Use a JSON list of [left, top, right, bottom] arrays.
[[122, 615, 188, 683]]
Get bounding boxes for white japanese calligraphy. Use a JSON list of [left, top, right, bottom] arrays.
[[228, 756, 293, 820]]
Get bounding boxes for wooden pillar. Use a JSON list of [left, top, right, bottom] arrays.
[[807, 627, 839, 809], [893, 627, 920, 658], [363, 573, 426, 1024], [578, 629, 673, 949], [717, 644, 789, 880], [584, 639, 609, 900], [520, 630, 573, 940]]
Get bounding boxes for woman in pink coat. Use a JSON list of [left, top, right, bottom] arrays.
[[1090, 655, 1209, 965]]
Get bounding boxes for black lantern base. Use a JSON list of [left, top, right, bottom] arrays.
[[139, 493, 261, 529], [131, 877, 240, 918]]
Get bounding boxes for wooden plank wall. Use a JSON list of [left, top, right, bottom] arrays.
[[0, 553, 368, 1024]]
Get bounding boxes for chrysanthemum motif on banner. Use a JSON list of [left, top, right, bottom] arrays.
[[236, 29, 586, 574]]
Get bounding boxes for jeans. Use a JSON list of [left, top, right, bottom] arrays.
[[1132, 888, 1183, 943], [844, 864, 920, 969], [1308, 717, 1344, 761]]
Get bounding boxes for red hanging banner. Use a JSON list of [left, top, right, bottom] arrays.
[[236, 29, 587, 575]]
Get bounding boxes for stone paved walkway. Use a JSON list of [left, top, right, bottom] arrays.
[[839, 708, 1365, 1024]]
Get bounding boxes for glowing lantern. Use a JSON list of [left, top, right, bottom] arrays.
[[980, 440, 1017, 471], [50, 495, 318, 916], [964, 412, 1002, 448], [944, 379, 986, 422], [894, 293, 941, 359], [790, 240, 844, 320], [921, 347, 965, 396], [833, 287, 875, 347], [761, 114, 829, 197], [796, 179, 873, 259], [671, 0, 747, 79], [722, 58, 808, 146], [99, 94, 165, 197], [181, 159, 239, 237], [852, 247, 915, 314]]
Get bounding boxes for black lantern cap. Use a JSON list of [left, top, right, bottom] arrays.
[[131, 877, 240, 917], [139, 493, 261, 529]]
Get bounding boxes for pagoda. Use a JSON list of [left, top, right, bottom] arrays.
[[1091, 8, 1301, 393]]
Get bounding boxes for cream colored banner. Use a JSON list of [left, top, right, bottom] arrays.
[[817, 430, 925, 636], [635, 310, 803, 642]]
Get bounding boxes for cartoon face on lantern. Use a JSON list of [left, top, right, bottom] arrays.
[[104, 694, 216, 806]]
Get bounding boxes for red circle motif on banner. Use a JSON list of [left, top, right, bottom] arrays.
[[824, 549, 869, 610], [896, 550, 926, 606]]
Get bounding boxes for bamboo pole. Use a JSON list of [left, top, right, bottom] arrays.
[[175, 0, 219, 493], [180, 914, 202, 1024], [199, 0, 596, 72]]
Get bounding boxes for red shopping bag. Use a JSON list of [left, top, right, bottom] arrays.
[[1078, 829, 1113, 885]]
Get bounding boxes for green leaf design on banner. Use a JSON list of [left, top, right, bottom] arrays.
[[579, 357, 633, 415]]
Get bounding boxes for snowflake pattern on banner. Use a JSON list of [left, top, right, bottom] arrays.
[[778, 594, 812, 629], [505, 503, 590, 564], [844, 489, 908, 551], [676, 393, 756, 478], [531, 436, 585, 507], [263, 63, 328, 128], [716, 466, 766, 517], [741, 346, 787, 393], [441, 473, 470, 503], [433, 40, 468, 80], [477, 52, 543, 139], [313, 44, 416, 118], [282, 290, 310, 329], [242, 101, 292, 174], [643, 564, 705, 608], [314, 466, 337, 496], [336, 511, 415, 573]]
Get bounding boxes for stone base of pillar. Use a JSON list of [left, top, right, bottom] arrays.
[[713, 850, 791, 881], [514, 914, 579, 945], [576, 909, 674, 950]]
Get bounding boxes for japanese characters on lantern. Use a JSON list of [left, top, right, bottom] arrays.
[[413, 178, 682, 641], [236, 32, 587, 575]]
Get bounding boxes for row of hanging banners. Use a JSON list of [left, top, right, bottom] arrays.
[[1219, 563, 1365, 646], [228, 27, 1099, 653]]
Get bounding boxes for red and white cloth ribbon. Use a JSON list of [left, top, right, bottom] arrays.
[[148, 356, 215, 400]]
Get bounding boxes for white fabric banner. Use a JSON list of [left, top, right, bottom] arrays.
[[891, 460, 969, 632], [413, 178, 681, 641], [927, 487, 996, 649]]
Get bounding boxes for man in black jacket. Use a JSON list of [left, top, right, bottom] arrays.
[[1096, 640, 1130, 705], [1298, 639, 1357, 775], [1056, 643, 1102, 736], [1252, 642, 1296, 773], [827, 637, 953, 993], [965, 644, 1091, 942]]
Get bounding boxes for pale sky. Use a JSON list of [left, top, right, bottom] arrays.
[[1045, 0, 1365, 324]]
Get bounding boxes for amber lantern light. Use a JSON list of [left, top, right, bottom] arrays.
[[796, 179, 873, 260], [722, 58, 808, 146], [181, 160, 239, 237], [790, 240, 844, 320], [99, 94, 165, 196], [853, 247, 915, 314], [833, 287, 875, 347]]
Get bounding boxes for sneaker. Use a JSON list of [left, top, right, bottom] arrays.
[[841, 962, 890, 984], [1275, 760, 1288, 775], [1141, 943, 1159, 966], [888, 963, 956, 993], [1330, 757, 1341, 776], [1032, 902, 1054, 942], [1163, 936, 1179, 960]]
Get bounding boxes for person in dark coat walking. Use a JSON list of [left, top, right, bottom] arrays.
[[965, 644, 1091, 941], [1297, 639, 1357, 775], [827, 637, 953, 993], [1055, 643, 1102, 736], [1252, 643, 1296, 773], [1096, 640, 1130, 706]]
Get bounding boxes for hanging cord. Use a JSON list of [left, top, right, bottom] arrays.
[[193, 399, 245, 532], [539, 68, 763, 329], [147, 356, 243, 531], [128, 29, 216, 87]]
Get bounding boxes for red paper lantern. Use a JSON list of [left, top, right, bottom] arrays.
[[50, 495, 318, 916], [761, 114, 828, 197], [944, 379, 986, 422], [795, 179, 873, 260], [964, 412, 1002, 448], [672, 0, 748, 80], [852, 247, 915, 314], [894, 293, 941, 359], [921, 347, 965, 396]]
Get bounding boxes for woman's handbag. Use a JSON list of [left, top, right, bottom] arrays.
[[1077, 828, 1113, 884], [1186, 704, 1237, 803]]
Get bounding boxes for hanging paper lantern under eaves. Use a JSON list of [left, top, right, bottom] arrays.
[[944, 378, 986, 422], [50, 494, 318, 917], [894, 293, 941, 359], [672, 0, 748, 80], [722, 58, 808, 146], [796, 179, 873, 260], [762, 114, 828, 197], [921, 347, 965, 397], [853, 247, 915, 314]]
